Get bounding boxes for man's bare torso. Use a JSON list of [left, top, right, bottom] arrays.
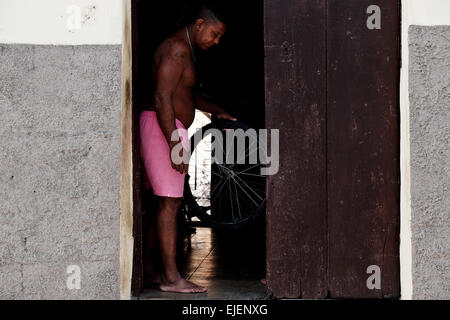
[[145, 35, 197, 129]]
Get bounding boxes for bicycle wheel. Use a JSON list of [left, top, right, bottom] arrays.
[[184, 119, 266, 230]]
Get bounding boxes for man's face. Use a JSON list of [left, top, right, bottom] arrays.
[[196, 19, 226, 50]]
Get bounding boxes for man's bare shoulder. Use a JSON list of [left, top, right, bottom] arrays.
[[156, 37, 190, 63]]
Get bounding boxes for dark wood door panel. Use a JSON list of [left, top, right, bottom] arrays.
[[131, 0, 144, 297], [326, 0, 400, 298], [265, 0, 328, 299]]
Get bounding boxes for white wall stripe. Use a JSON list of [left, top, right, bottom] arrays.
[[408, 0, 450, 26], [0, 0, 122, 45], [400, 0, 414, 301]]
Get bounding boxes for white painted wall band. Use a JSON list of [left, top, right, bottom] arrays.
[[0, 0, 122, 45], [400, 0, 414, 301]]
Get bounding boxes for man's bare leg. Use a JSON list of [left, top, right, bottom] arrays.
[[157, 196, 207, 293]]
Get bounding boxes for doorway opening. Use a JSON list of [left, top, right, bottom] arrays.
[[131, 0, 266, 299]]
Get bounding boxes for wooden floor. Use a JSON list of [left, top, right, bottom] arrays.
[[138, 226, 266, 300]]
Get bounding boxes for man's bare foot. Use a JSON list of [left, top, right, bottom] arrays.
[[159, 276, 208, 294]]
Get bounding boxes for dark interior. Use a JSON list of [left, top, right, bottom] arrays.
[[134, 0, 266, 295], [135, 0, 265, 128]]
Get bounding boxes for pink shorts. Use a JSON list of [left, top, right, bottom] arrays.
[[139, 110, 190, 198]]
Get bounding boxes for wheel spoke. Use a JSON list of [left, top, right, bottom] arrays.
[[235, 163, 262, 175], [234, 174, 264, 202], [228, 139, 258, 170], [210, 175, 227, 199], [236, 171, 266, 178], [188, 122, 266, 227], [229, 174, 260, 207], [231, 177, 242, 220], [228, 178, 235, 222]]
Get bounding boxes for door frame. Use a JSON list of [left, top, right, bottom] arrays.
[[119, 0, 133, 300], [119, 0, 405, 300]]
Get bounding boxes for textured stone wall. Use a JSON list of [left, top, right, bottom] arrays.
[[0, 44, 122, 299], [409, 25, 450, 299]]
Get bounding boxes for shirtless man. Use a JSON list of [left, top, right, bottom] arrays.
[[140, 4, 236, 294]]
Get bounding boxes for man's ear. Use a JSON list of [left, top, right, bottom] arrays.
[[194, 18, 206, 30]]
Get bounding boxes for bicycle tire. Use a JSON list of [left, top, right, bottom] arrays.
[[184, 119, 267, 230]]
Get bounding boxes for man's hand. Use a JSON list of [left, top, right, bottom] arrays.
[[216, 111, 237, 121], [169, 141, 189, 174]]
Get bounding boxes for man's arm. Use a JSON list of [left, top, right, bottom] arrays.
[[153, 41, 188, 173], [195, 93, 237, 121]]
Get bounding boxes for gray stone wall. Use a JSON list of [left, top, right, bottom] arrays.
[[409, 25, 450, 300], [0, 44, 122, 299]]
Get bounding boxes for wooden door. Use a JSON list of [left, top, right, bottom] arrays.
[[265, 0, 400, 298], [265, 0, 328, 299], [326, 0, 400, 298], [131, 0, 144, 297]]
